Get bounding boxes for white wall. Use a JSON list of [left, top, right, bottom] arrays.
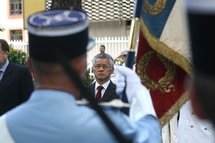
[[0, 0, 28, 41], [89, 21, 130, 37]]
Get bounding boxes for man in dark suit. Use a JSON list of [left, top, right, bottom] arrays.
[[0, 39, 34, 116], [87, 80, 117, 102], [81, 53, 118, 102]]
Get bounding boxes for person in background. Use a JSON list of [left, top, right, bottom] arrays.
[[99, 45, 105, 53], [0, 39, 34, 116], [177, 1, 215, 143], [177, 99, 215, 143], [114, 49, 128, 66], [0, 8, 162, 143], [187, 0, 215, 130], [80, 53, 119, 102]]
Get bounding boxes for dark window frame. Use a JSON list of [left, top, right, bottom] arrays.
[[10, 0, 22, 16], [10, 30, 23, 40]]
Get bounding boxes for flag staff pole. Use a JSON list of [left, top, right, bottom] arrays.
[[125, 0, 143, 69], [121, 0, 144, 115]]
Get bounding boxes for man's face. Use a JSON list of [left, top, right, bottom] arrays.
[[92, 58, 114, 84], [100, 47, 105, 53], [0, 47, 8, 68]]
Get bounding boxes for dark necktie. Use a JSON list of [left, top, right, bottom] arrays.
[[96, 86, 103, 102]]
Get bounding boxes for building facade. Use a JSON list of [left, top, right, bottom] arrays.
[[0, 0, 134, 41], [0, 0, 28, 41]]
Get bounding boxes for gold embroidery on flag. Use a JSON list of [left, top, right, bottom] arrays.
[[143, 0, 167, 16], [137, 51, 176, 93], [140, 19, 193, 75], [138, 18, 191, 127], [159, 92, 189, 127]]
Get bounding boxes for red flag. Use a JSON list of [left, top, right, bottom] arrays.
[[136, 0, 192, 126]]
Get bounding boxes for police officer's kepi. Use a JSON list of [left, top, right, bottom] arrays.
[[27, 8, 95, 62], [186, 0, 215, 76]]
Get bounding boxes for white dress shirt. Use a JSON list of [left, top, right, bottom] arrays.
[[94, 80, 110, 98], [0, 59, 9, 81]]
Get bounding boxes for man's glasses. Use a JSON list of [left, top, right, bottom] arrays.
[[93, 65, 111, 69]]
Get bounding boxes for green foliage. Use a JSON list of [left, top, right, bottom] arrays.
[[0, 27, 5, 32], [84, 68, 93, 86], [8, 44, 27, 65]]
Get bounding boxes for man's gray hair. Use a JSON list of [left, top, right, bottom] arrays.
[[92, 53, 114, 67]]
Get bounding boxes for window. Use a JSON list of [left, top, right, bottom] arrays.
[[10, 30, 22, 40], [10, 0, 22, 16]]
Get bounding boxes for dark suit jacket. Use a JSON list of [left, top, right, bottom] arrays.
[[0, 62, 34, 116], [80, 81, 119, 102]]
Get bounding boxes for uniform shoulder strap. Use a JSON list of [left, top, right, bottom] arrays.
[[0, 114, 15, 143]]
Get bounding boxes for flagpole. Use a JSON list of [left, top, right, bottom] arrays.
[[125, 0, 143, 69], [121, 0, 143, 115]]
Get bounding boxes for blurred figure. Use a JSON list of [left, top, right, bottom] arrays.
[[186, 0, 215, 128], [177, 1, 215, 143], [0, 8, 162, 143], [0, 39, 34, 116], [178, 100, 215, 143]]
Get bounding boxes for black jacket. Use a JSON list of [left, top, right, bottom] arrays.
[[0, 62, 34, 115], [79, 80, 119, 102]]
